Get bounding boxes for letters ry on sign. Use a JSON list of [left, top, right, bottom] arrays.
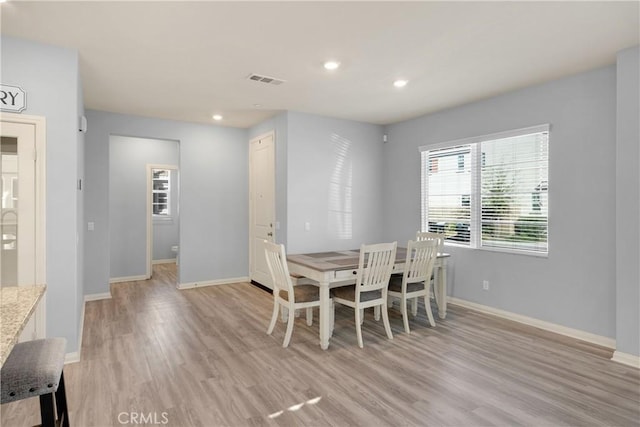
[[0, 85, 27, 113]]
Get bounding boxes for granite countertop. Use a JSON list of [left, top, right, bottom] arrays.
[[0, 284, 46, 366]]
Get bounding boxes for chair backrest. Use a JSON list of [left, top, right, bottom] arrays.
[[404, 239, 438, 285], [263, 240, 294, 296], [416, 231, 445, 254], [356, 241, 398, 294]]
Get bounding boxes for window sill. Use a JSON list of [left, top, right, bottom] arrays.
[[153, 216, 174, 224], [444, 242, 548, 258]]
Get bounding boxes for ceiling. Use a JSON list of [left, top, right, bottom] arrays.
[[1, 1, 638, 128]]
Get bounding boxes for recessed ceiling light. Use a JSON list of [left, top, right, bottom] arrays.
[[212, 114, 223, 121], [253, 104, 262, 108], [393, 79, 408, 88], [323, 61, 340, 71]]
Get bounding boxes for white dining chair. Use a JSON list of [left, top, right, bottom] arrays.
[[331, 241, 397, 348], [388, 239, 438, 333], [264, 240, 322, 348], [416, 231, 444, 250], [413, 231, 445, 313]]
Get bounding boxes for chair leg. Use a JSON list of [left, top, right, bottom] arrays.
[[359, 309, 364, 325], [355, 307, 364, 348], [374, 305, 380, 321], [306, 307, 313, 326], [381, 302, 394, 341], [39, 393, 56, 427], [424, 294, 436, 327], [281, 306, 288, 323], [56, 371, 70, 427], [401, 298, 411, 334], [282, 305, 295, 348], [267, 300, 279, 335], [432, 275, 439, 307], [411, 297, 418, 316]]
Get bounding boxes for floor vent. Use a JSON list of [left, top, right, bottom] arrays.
[[247, 73, 285, 85]]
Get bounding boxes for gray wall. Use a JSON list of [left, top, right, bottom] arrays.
[[615, 46, 640, 357], [84, 110, 248, 293], [286, 112, 386, 253], [1, 36, 83, 353], [109, 136, 179, 278], [249, 111, 387, 255], [382, 66, 618, 340]]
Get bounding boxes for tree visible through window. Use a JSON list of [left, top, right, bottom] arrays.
[[421, 125, 549, 255]]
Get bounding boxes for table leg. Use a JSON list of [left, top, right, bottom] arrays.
[[319, 284, 331, 350], [438, 260, 447, 319]]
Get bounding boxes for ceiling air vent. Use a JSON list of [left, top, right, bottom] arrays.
[[247, 73, 286, 86]]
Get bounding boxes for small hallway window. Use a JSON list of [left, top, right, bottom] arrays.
[[152, 169, 171, 216]]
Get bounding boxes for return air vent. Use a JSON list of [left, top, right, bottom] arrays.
[[247, 73, 286, 85]]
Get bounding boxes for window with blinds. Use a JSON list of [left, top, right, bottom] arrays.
[[421, 125, 549, 255], [152, 168, 171, 216], [421, 145, 472, 245]]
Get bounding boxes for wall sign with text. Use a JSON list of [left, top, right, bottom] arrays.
[[0, 84, 27, 113]]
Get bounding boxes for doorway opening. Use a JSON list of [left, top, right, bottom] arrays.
[[147, 164, 179, 279], [108, 135, 179, 287], [0, 113, 46, 341]]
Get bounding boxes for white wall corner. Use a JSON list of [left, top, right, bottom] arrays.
[[611, 351, 640, 369], [178, 276, 250, 290], [448, 297, 616, 349]]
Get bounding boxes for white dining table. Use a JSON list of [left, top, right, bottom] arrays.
[[287, 247, 450, 350]]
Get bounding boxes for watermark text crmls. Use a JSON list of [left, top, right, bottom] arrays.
[[118, 411, 169, 425]]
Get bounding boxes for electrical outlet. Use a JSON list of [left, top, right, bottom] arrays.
[[483, 280, 490, 291]]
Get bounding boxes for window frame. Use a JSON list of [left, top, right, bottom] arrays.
[[420, 124, 550, 257], [151, 168, 172, 219]]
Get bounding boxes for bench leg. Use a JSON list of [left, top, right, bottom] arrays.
[[39, 393, 56, 427], [56, 371, 70, 427]]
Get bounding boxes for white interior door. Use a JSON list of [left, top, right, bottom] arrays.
[[249, 132, 275, 288], [0, 113, 46, 341], [1, 121, 36, 286]]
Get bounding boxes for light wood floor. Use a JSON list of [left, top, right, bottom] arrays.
[[2, 263, 639, 426]]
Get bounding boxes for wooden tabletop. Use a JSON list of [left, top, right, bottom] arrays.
[[288, 247, 449, 272]]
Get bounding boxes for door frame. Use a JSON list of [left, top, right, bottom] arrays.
[[146, 163, 178, 279], [0, 112, 47, 339], [249, 131, 276, 285]]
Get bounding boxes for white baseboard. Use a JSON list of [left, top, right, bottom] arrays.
[[152, 259, 177, 265], [76, 298, 85, 362], [448, 297, 616, 349], [84, 291, 112, 301], [65, 351, 80, 364], [178, 276, 250, 290], [110, 275, 147, 284], [611, 351, 640, 369]]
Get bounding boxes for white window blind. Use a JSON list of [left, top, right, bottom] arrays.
[[421, 145, 472, 245], [480, 131, 548, 252], [152, 168, 171, 216], [421, 125, 549, 255]]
